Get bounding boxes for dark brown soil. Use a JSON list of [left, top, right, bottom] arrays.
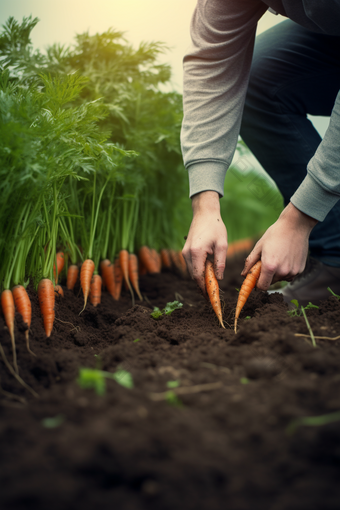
[[1, 257, 340, 510]]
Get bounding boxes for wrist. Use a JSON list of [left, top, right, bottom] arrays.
[[191, 191, 220, 215], [281, 202, 318, 232]]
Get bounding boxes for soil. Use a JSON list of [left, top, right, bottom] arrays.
[[1, 256, 340, 510]]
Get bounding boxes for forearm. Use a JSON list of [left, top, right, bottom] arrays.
[[181, 0, 267, 198]]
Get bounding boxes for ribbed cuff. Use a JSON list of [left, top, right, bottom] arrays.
[[187, 161, 227, 198], [291, 173, 340, 222]]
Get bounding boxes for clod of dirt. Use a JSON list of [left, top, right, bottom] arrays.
[[244, 357, 281, 379]]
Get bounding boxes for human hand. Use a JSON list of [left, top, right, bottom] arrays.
[[242, 202, 318, 290], [182, 191, 228, 298]]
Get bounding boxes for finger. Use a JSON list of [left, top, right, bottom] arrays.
[[213, 241, 228, 280], [256, 262, 276, 291], [241, 244, 261, 276], [191, 248, 208, 298]]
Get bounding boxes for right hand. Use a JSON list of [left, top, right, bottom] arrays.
[[182, 191, 228, 298]]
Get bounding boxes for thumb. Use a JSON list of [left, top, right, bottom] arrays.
[[241, 245, 261, 276]]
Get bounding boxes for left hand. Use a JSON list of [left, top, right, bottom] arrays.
[[242, 202, 318, 290]]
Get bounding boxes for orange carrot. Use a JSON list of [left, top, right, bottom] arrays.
[[114, 258, 123, 300], [138, 246, 158, 274], [54, 285, 64, 297], [80, 259, 95, 311], [90, 275, 102, 307], [12, 285, 34, 356], [66, 264, 79, 290], [38, 279, 55, 338], [119, 249, 134, 300], [234, 260, 262, 333], [205, 260, 225, 329], [1, 290, 18, 373], [100, 259, 115, 298], [151, 249, 161, 273], [53, 251, 65, 283], [227, 238, 254, 259], [160, 249, 171, 269], [139, 257, 147, 276], [128, 253, 143, 301], [177, 251, 188, 277]]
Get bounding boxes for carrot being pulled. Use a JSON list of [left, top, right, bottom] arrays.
[[205, 259, 225, 329], [38, 279, 55, 338], [80, 259, 95, 312], [234, 260, 262, 333], [12, 285, 34, 356], [1, 289, 18, 373]]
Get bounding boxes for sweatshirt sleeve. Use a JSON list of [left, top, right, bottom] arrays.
[[180, 0, 267, 197], [291, 89, 340, 221]]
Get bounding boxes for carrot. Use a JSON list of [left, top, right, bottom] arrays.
[[227, 238, 254, 259], [138, 246, 158, 274], [80, 259, 95, 311], [53, 251, 65, 284], [151, 249, 161, 273], [12, 285, 35, 356], [234, 260, 262, 333], [139, 257, 147, 276], [160, 249, 171, 269], [66, 264, 79, 290], [100, 259, 115, 298], [177, 251, 188, 277], [114, 258, 123, 300], [119, 250, 134, 303], [128, 253, 143, 301], [38, 279, 55, 338], [54, 285, 64, 297], [1, 290, 18, 373], [205, 260, 225, 329], [90, 275, 102, 307]]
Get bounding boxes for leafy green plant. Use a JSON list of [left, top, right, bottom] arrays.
[[288, 300, 319, 317], [77, 367, 133, 395], [151, 300, 183, 319]]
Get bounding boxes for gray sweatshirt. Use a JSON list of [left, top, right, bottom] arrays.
[[181, 0, 340, 222]]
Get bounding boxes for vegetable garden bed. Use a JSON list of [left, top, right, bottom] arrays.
[[1, 256, 340, 510]]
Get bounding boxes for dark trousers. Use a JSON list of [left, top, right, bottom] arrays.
[[240, 19, 340, 267]]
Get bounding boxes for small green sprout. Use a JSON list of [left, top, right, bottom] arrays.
[[133, 338, 141, 343], [286, 410, 340, 435], [151, 301, 183, 319], [41, 414, 65, 429], [167, 380, 180, 389], [166, 390, 183, 407], [328, 287, 340, 300], [240, 377, 249, 385], [288, 300, 319, 317], [77, 367, 134, 395], [245, 316, 251, 320]]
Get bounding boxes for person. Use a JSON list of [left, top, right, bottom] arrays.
[[181, 0, 340, 305]]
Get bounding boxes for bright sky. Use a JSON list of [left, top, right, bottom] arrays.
[[0, 1, 326, 134]]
